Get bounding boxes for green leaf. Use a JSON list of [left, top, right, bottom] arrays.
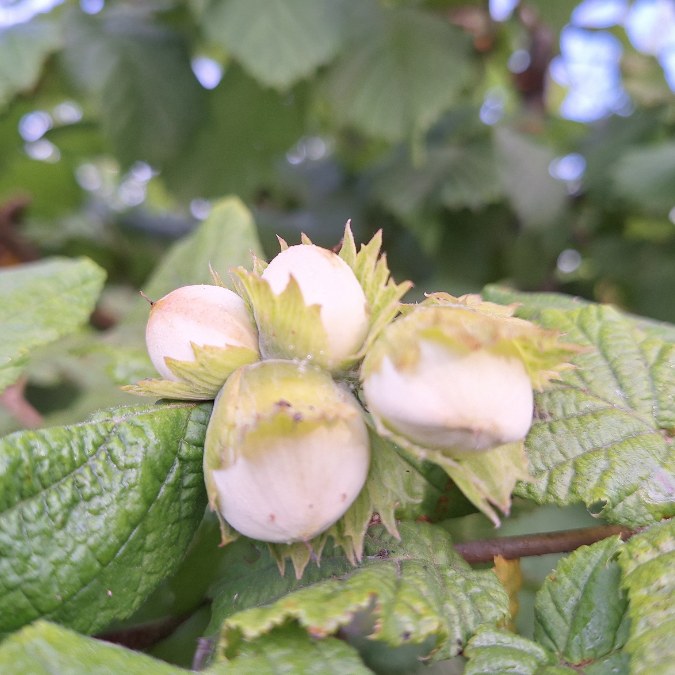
[[465, 627, 560, 675], [0, 257, 106, 393], [527, 0, 578, 32], [374, 140, 502, 217], [494, 127, 568, 229], [324, 3, 472, 142], [0, 20, 62, 109], [63, 10, 205, 168], [534, 536, 629, 667], [466, 536, 631, 674], [164, 66, 304, 201], [619, 519, 675, 675], [210, 522, 508, 663], [0, 153, 84, 220], [0, 620, 184, 674], [482, 285, 675, 343], [481, 285, 590, 314], [0, 402, 210, 635], [207, 623, 372, 674], [202, 0, 345, 90], [518, 304, 675, 526], [611, 141, 675, 217]]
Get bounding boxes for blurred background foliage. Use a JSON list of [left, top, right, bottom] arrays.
[[2, 0, 675, 307], [1, 0, 675, 435]]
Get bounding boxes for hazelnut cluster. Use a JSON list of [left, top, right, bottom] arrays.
[[129, 226, 572, 547]]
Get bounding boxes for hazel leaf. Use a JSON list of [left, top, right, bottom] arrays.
[[518, 304, 675, 526], [0, 402, 209, 635], [534, 536, 629, 665], [0, 621, 183, 674], [324, 3, 472, 141], [618, 519, 675, 675], [466, 535, 632, 674], [0, 19, 62, 109], [209, 623, 371, 674], [0, 257, 106, 393], [464, 627, 560, 675], [210, 522, 509, 664], [201, 0, 345, 91]]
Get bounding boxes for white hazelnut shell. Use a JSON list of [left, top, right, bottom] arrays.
[[145, 284, 258, 380], [211, 417, 370, 543], [363, 339, 533, 452], [261, 244, 369, 363]]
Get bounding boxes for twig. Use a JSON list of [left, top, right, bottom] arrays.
[[0, 196, 39, 265], [0, 377, 43, 428], [453, 524, 638, 564]]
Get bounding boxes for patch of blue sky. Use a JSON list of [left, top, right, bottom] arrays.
[[489, 0, 519, 23], [659, 46, 675, 89], [0, 0, 63, 27], [572, 0, 628, 28], [625, 0, 675, 54], [554, 27, 629, 122]]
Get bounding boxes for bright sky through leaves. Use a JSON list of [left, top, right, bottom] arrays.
[[491, 0, 675, 122]]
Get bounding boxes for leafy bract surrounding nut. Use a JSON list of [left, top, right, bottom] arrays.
[[123, 344, 259, 400], [516, 304, 675, 526], [618, 519, 675, 675], [0, 257, 106, 393], [384, 440, 531, 527], [338, 222, 413, 355], [0, 621, 183, 675], [231, 266, 333, 367], [364, 297, 578, 390], [361, 300, 576, 524], [465, 535, 631, 674], [209, 522, 509, 665], [0, 402, 209, 635], [231, 222, 411, 374]]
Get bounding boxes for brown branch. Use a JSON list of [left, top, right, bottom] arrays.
[[453, 524, 639, 564], [0, 196, 39, 266], [0, 377, 43, 429]]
